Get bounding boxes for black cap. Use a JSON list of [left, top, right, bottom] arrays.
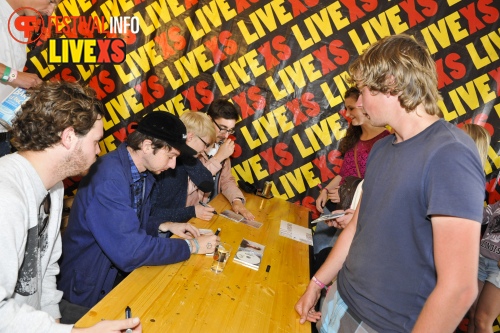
[[136, 112, 197, 156]]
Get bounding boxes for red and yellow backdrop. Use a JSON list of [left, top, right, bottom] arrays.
[[26, 1, 500, 225]]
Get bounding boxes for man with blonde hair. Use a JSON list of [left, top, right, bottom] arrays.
[[296, 34, 485, 332], [151, 111, 218, 223]]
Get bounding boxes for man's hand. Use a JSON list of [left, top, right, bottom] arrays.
[[195, 233, 220, 255], [232, 200, 254, 220], [158, 222, 201, 238], [195, 204, 217, 220], [213, 139, 234, 162], [295, 282, 322, 324], [72, 317, 142, 332], [326, 209, 355, 229], [13, 72, 42, 89]]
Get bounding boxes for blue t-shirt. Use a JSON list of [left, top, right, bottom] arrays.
[[337, 119, 485, 332]]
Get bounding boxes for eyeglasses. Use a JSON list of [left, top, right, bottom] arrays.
[[196, 135, 210, 148], [212, 119, 235, 135], [38, 192, 51, 237]]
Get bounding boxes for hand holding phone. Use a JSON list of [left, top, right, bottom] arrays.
[[311, 212, 346, 224]]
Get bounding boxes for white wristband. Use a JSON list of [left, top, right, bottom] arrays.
[[7, 69, 17, 82]]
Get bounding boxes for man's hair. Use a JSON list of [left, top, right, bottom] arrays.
[[180, 111, 216, 144], [349, 34, 442, 117], [126, 130, 172, 153], [11, 81, 104, 151], [462, 124, 491, 167], [206, 99, 239, 121]]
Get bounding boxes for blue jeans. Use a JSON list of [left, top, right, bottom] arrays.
[[313, 207, 341, 254], [319, 281, 378, 333], [478, 254, 500, 288]]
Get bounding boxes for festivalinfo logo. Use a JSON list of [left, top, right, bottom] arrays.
[[8, 7, 139, 64]]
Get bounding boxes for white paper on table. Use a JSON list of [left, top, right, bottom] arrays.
[[279, 220, 313, 246]]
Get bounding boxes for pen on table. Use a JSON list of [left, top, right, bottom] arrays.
[[199, 201, 218, 214], [125, 306, 132, 333]]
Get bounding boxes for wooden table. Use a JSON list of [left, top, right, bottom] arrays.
[[76, 193, 312, 332]]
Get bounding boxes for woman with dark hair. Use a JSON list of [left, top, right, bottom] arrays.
[[316, 86, 390, 213], [313, 86, 390, 268]]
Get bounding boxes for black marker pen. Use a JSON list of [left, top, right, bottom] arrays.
[[199, 201, 218, 214], [125, 306, 132, 333]]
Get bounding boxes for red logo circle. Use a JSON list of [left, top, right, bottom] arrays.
[[8, 7, 45, 45]]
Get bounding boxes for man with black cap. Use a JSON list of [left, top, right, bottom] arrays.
[[58, 112, 219, 309]]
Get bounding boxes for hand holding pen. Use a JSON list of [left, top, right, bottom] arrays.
[[125, 306, 133, 333], [71, 309, 142, 332], [198, 201, 217, 215]]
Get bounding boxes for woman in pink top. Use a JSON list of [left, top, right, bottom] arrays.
[[313, 86, 390, 268], [316, 87, 390, 213]]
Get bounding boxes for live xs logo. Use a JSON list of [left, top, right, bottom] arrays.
[[8, 6, 127, 64]]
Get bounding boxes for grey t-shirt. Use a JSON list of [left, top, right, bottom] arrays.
[[338, 119, 485, 332], [0, 153, 72, 333]]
